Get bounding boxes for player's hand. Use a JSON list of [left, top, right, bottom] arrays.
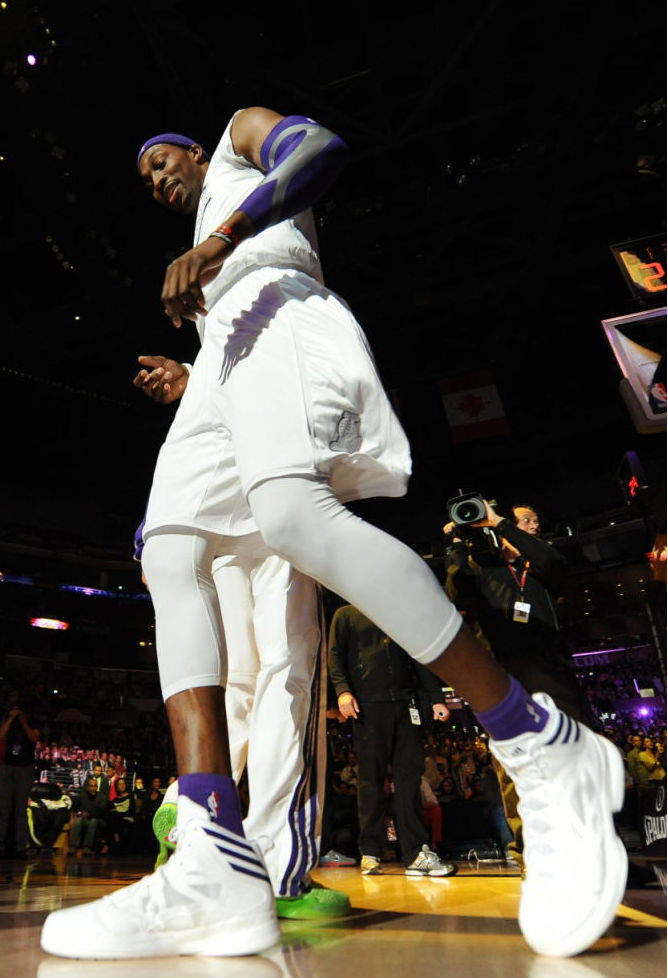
[[161, 237, 229, 327], [133, 356, 189, 404], [432, 703, 450, 722], [338, 692, 360, 720]]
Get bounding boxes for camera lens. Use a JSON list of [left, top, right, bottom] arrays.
[[448, 494, 486, 525], [459, 502, 480, 521]]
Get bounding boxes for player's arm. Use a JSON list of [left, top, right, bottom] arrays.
[[200, 107, 349, 258], [226, 106, 349, 234], [162, 108, 348, 327]]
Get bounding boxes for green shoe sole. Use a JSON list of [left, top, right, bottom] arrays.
[[152, 802, 177, 869], [275, 888, 351, 919], [150, 803, 352, 920]]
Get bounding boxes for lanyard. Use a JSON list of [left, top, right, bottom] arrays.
[[506, 560, 530, 593]]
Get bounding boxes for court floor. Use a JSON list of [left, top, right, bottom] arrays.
[[0, 850, 665, 978]]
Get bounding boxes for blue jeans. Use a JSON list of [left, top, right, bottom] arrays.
[[70, 815, 102, 851]]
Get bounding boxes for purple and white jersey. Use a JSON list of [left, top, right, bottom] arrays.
[[194, 111, 323, 334]]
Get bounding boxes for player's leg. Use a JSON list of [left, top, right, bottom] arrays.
[[225, 548, 351, 918], [248, 476, 506, 703], [151, 540, 350, 918], [148, 549, 267, 868], [40, 528, 279, 960], [488, 652, 599, 868], [248, 474, 627, 957]]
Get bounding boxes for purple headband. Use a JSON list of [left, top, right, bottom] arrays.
[[136, 132, 209, 168]]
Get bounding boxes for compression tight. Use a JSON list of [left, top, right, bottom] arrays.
[[141, 528, 228, 701], [247, 476, 462, 663], [142, 476, 462, 699]]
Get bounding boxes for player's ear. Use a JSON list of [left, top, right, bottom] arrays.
[[189, 144, 206, 164]]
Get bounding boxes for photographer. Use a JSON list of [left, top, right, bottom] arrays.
[[0, 690, 41, 857], [444, 498, 596, 865]]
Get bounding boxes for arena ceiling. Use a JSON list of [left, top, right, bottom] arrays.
[[0, 0, 665, 554]]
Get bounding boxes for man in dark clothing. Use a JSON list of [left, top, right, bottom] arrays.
[[327, 604, 456, 877], [444, 500, 595, 726], [0, 691, 40, 856], [89, 763, 110, 802], [444, 499, 597, 863], [69, 777, 108, 855]]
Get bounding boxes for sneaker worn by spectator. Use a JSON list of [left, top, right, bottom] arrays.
[[152, 789, 351, 920], [405, 845, 457, 877], [489, 693, 627, 958], [318, 849, 356, 867], [360, 855, 382, 875], [40, 796, 280, 959]]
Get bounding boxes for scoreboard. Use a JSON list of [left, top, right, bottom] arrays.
[[610, 234, 667, 306]]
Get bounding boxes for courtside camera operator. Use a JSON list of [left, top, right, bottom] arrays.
[[443, 492, 501, 558], [443, 497, 596, 691], [442, 497, 597, 865]]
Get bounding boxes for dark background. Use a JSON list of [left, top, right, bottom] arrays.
[[0, 0, 665, 558]]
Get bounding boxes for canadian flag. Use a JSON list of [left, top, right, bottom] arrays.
[[440, 371, 509, 443]]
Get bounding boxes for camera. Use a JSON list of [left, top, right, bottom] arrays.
[[446, 492, 487, 525]]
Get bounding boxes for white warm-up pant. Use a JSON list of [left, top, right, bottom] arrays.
[[142, 531, 325, 898], [215, 548, 325, 898]]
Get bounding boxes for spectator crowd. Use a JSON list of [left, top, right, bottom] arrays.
[[322, 707, 666, 865]]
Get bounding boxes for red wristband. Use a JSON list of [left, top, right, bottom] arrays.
[[214, 223, 241, 247]]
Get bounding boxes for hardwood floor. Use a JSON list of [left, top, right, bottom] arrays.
[[0, 850, 664, 977]]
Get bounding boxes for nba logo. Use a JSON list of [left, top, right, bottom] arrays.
[[207, 790, 220, 821]]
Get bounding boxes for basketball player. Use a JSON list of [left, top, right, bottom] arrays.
[[133, 355, 350, 920], [41, 108, 626, 961]]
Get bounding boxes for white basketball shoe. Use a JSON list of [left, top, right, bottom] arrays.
[[40, 796, 280, 959], [490, 693, 628, 958]]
